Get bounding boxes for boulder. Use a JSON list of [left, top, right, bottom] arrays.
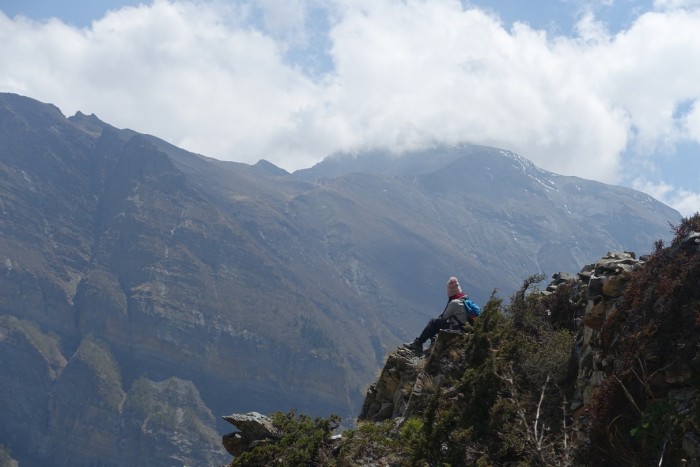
[[221, 412, 279, 457]]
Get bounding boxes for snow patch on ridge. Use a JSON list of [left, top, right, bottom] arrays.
[[500, 150, 558, 192]]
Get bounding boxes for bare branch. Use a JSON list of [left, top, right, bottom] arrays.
[[613, 375, 642, 415], [534, 376, 550, 448]]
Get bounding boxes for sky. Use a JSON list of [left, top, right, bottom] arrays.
[[0, 0, 699, 216]]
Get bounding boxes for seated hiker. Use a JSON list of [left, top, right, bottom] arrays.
[[404, 276, 479, 352]]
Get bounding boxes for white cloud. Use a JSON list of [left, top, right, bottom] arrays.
[[319, 1, 630, 181], [671, 189, 700, 217], [654, 0, 700, 10], [633, 178, 700, 216], [588, 9, 700, 154], [683, 100, 700, 142], [0, 1, 321, 166], [0, 0, 699, 189]]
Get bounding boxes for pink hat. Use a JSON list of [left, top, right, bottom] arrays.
[[446, 276, 462, 297]]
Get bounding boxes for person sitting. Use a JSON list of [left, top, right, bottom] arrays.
[[404, 276, 474, 352]]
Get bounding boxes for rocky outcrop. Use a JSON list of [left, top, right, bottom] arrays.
[[358, 346, 422, 422], [221, 412, 279, 457], [358, 330, 466, 423], [544, 232, 700, 464], [542, 252, 646, 447]]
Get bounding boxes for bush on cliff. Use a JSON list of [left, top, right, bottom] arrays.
[[335, 418, 423, 465], [414, 280, 576, 466], [585, 213, 700, 466], [229, 411, 340, 467]]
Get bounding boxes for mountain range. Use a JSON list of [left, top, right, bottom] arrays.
[[0, 93, 681, 465]]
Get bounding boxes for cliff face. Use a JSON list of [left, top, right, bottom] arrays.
[[0, 316, 64, 463], [0, 321, 225, 466], [48, 337, 126, 464], [358, 330, 467, 423], [119, 377, 223, 467]]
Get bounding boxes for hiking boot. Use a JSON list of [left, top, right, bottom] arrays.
[[403, 338, 422, 352]]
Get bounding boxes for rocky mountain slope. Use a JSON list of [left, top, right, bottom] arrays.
[[0, 93, 681, 465]]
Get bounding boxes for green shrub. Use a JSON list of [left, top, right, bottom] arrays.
[[231, 411, 340, 467], [412, 280, 576, 466]]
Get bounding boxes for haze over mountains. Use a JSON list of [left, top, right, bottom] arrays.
[[0, 93, 681, 465]]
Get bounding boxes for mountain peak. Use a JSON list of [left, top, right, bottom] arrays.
[[254, 159, 289, 176], [294, 144, 559, 185], [68, 110, 108, 136]]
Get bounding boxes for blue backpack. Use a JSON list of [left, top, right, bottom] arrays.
[[463, 298, 481, 325]]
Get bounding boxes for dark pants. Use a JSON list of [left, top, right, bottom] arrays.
[[417, 318, 450, 345]]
